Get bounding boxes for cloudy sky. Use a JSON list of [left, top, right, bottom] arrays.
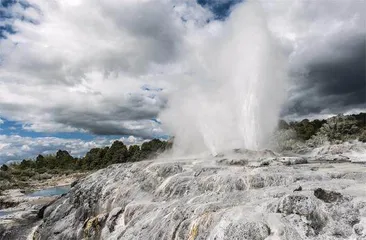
[[0, 0, 365, 163]]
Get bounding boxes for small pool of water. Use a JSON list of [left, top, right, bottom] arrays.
[[28, 185, 70, 197], [0, 210, 17, 217]]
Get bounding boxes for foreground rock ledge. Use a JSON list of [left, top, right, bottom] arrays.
[[34, 156, 366, 240]]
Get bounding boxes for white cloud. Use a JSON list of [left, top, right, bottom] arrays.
[[0, 0, 205, 136], [0, 0, 364, 156], [0, 118, 4, 125], [261, 0, 365, 66]]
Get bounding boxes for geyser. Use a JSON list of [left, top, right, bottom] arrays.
[[160, 1, 286, 156]]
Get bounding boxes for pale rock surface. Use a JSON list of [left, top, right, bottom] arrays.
[[34, 144, 366, 240]]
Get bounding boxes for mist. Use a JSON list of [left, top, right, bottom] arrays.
[[160, 1, 287, 156]]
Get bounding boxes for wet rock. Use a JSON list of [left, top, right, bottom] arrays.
[[37, 196, 63, 219], [276, 194, 328, 236], [314, 188, 343, 203], [277, 195, 316, 216], [224, 221, 271, 240], [216, 158, 248, 166], [233, 148, 277, 158], [280, 157, 308, 165], [70, 180, 79, 188], [318, 155, 351, 163], [353, 223, 364, 236], [0, 209, 41, 240], [249, 175, 265, 189], [259, 159, 272, 166], [328, 201, 360, 227], [0, 200, 18, 210], [330, 222, 353, 238], [105, 207, 123, 232]]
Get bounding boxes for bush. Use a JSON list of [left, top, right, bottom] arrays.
[[1, 164, 9, 172], [20, 169, 36, 178], [12, 181, 29, 189], [47, 169, 60, 175], [0, 171, 12, 181], [18, 176, 30, 182], [35, 168, 48, 174], [10, 169, 23, 176]]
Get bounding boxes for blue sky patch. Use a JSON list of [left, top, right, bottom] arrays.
[[197, 0, 243, 20], [0, 117, 95, 140]]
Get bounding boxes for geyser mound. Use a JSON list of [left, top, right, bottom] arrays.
[[33, 147, 366, 240], [160, 1, 287, 156]]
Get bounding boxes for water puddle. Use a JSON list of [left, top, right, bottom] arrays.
[[27, 185, 70, 197], [0, 210, 17, 217]]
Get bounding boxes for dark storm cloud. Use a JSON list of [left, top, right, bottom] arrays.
[[285, 38, 366, 116], [50, 94, 167, 136], [260, 0, 365, 118]]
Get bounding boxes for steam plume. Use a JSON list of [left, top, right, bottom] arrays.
[[160, 1, 287, 155]]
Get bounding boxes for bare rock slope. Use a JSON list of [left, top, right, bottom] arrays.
[[34, 149, 366, 240]]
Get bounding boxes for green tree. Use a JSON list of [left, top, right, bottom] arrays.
[[140, 139, 168, 159], [18, 159, 34, 170], [56, 150, 75, 169], [84, 148, 103, 169], [128, 145, 141, 162], [104, 141, 128, 164], [290, 119, 326, 141], [35, 155, 46, 169], [319, 115, 360, 141]]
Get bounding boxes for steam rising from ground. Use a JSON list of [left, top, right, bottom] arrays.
[[160, 1, 286, 156]]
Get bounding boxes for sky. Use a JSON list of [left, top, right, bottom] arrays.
[[0, 0, 365, 163]]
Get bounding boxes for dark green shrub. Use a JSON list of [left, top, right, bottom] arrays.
[[1, 164, 9, 172], [35, 168, 48, 174], [20, 169, 36, 177], [48, 169, 60, 175]]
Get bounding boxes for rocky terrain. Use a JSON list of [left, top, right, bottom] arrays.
[[31, 142, 366, 240], [0, 189, 59, 240], [0, 175, 79, 240]]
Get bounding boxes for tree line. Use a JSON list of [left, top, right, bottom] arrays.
[[4, 139, 172, 173], [278, 112, 366, 142], [2, 113, 366, 174]]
